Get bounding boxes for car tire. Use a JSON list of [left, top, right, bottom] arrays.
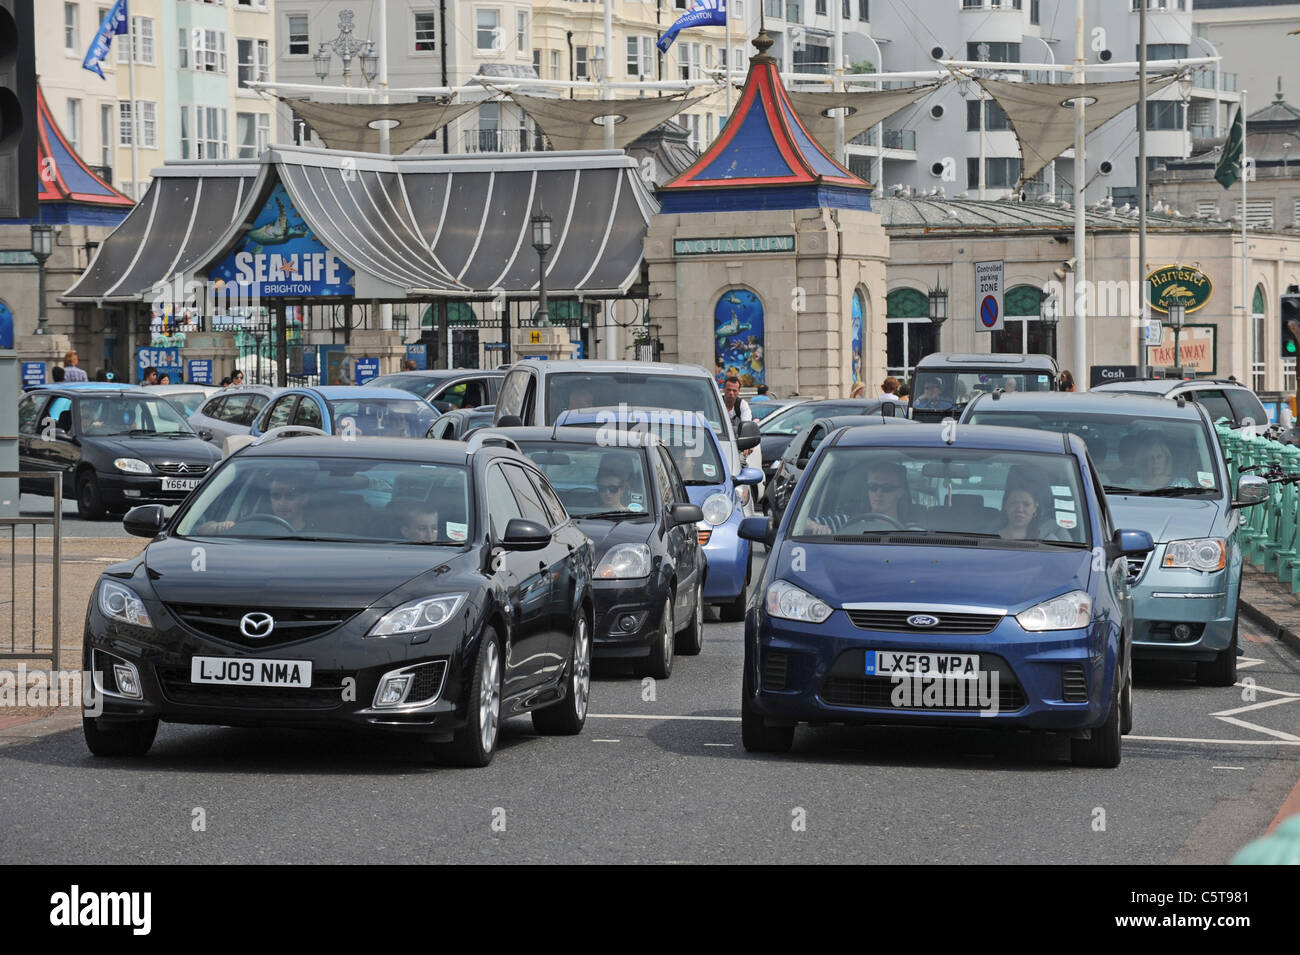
[[635, 594, 675, 680], [1196, 618, 1238, 687], [741, 668, 794, 754], [532, 609, 591, 736], [1120, 660, 1134, 736], [719, 559, 750, 623], [83, 715, 158, 757], [77, 472, 107, 521], [676, 578, 705, 656], [440, 629, 503, 768], [1070, 672, 1122, 768]]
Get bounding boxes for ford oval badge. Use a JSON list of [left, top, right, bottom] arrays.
[[907, 614, 940, 628]]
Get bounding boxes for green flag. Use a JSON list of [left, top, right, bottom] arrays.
[[1215, 106, 1244, 189]]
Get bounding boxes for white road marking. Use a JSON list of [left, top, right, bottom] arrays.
[[590, 713, 741, 722], [1236, 683, 1300, 699], [1212, 766, 1245, 771], [703, 742, 734, 748], [1236, 657, 1266, 671], [1212, 695, 1300, 718], [592, 738, 621, 743], [1210, 717, 1300, 742], [1128, 734, 1300, 746]]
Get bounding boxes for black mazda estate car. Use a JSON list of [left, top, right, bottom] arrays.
[[83, 434, 595, 767]]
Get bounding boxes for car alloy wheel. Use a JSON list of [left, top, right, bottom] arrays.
[[479, 639, 501, 754], [635, 593, 674, 680], [442, 630, 502, 767], [572, 613, 591, 722], [676, 577, 705, 656], [533, 609, 591, 735]]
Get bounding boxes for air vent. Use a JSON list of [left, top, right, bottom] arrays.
[[1062, 664, 1088, 702], [763, 653, 789, 691]]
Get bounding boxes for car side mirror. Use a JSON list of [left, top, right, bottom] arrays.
[[736, 420, 761, 451], [669, 503, 704, 525], [1107, 528, 1154, 561], [198, 429, 213, 442], [502, 518, 551, 550], [496, 414, 523, 428], [732, 467, 763, 487], [1233, 474, 1269, 508], [431, 400, 454, 413], [123, 504, 167, 538], [880, 401, 896, 418], [738, 515, 773, 545]]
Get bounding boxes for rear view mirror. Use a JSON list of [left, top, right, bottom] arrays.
[[496, 414, 523, 428], [880, 401, 896, 418], [529, 450, 571, 465], [921, 461, 971, 479], [431, 400, 454, 413], [736, 420, 761, 451]]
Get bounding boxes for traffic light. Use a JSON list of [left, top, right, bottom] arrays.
[[1282, 293, 1300, 359], [0, 0, 36, 220]]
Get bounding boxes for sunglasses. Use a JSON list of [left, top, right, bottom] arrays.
[[867, 483, 902, 493], [598, 483, 625, 493]]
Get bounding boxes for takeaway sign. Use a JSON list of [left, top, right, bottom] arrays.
[[209, 183, 355, 297]]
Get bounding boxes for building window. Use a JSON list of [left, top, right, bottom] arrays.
[[843, 0, 851, 18], [886, 289, 937, 379], [1145, 100, 1184, 130], [793, 43, 830, 74], [413, 11, 437, 52], [476, 10, 501, 53], [193, 105, 229, 159], [64, 3, 78, 53], [1197, 199, 1217, 218], [533, 48, 541, 74], [576, 45, 588, 79], [119, 101, 133, 146], [859, 0, 869, 20], [193, 29, 228, 73], [627, 36, 654, 78], [516, 11, 527, 55], [1140, 43, 1188, 61], [287, 14, 309, 56], [236, 112, 269, 158], [966, 98, 1011, 131], [550, 49, 560, 79], [1236, 198, 1274, 228], [100, 104, 113, 168], [1031, 0, 1040, 23], [137, 101, 157, 148], [967, 41, 1019, 63], [237, 38, 269, 88], [1253, 284, 1266, 392], [816, 0, 826, 13], [180, 105, 190, 159], [967, 157, 1021, 189], [117, 16, 156, 65], [66, 99, 81, 150], [178, 28, 189, 68]]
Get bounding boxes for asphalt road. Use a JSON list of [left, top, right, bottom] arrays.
[[17, 492, 176, 539], [2, 595, 1298, 864]]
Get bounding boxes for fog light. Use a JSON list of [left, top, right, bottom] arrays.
[[619, 614, 638, 632], [374, 674, 412, 707], [1173, 623, 1193, 641], [112, 662, 142, 699], [124, 489, 141, 498]]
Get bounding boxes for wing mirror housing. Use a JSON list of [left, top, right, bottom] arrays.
[[1107, 528, 1155, 562], [669, 503, 704, 525], [736, 420, 761, 451], [1233, 474, 1269, 508], [738, 515, 774, 546], [123, 504, 167, 539], [501, 518, 552, 550], [733, 467, 764, 487]]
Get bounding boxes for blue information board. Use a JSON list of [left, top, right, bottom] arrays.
[[137, 347, 183, 382], [21, 362, 45, 386], [405, 343, 428, 370], [187, 359, 213, 385], [354, 357, 380, 384]]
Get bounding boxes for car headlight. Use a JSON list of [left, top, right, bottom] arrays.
[[1162, 538, 1226, 572], [701, 492, 733, 526], [765, 579, 833, 623], [98, 579, 153, 628], [595, 543, 652, 580], [368, 594, 467, 637], [114, 458, 151, 474], [1015, 590, 1092, 632]]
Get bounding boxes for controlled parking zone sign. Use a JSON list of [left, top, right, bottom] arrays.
[[975, 260, 1004, 332]]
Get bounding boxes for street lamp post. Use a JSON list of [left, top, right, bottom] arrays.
[[31, 224, 53, 336], [313, 11, 379, 89], [1167, 301, 1186, 378], [928, 281, 949, 354], [1040, 288, 1061, 358], [532, 210, 553, 328]]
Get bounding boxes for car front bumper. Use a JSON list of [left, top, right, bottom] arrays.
[[97, 471, 211, 509], [700, 516, 749, 603], [1130, 561, 1239, 661], [591, 577, 670, 658], [745, 610, 1117, 731]]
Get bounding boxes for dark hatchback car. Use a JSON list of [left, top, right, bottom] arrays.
[[500, 426, 705, 678], [757, 398, 902, 480], [17, 388, 222, 519], [368, 370, 504, 412], [83, 435, 595, 767], [427, 405, 497, 441], [766, 415, 919, 524]]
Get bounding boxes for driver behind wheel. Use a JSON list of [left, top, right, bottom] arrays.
[[806, 461, 916, 535], [195, 473, 313, 534]]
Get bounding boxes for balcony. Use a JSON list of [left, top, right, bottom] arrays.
[[460, 128, 549, 153], [850, 127, 916, 151]]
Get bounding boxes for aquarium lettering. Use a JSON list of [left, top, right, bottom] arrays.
[[234, 251, 344, 287], [674, 235, 795, 256]]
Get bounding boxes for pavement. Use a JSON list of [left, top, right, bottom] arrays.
[[1239, 564, 1300, 659]]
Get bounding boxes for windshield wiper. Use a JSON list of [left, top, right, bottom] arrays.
[[1036, 539, 1090, 548], [105, 428, 158, 436], [577, 510, 646, 521], [1103, 484, 1141, 494], [682, 479, 717, 486], [1137, 486, 1216, 497]]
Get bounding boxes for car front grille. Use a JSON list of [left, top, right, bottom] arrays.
[[845, 609, 1004, 634], [158, 667, 349, 710], [820, 675, 1028, 712], [167, 604, 364, 647], [1061, 664, 1088, 702], [154, 462, 210, 475], [407, 661, 448, 704]]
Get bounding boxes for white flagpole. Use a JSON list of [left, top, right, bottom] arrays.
[[832, 0, 844, 163], [127, 22, 139, 199], [1241, 89, 1249, 382], [604, 0, 614, 148], [725, 0, 732, 118], [1073, 0, 1087, 386]]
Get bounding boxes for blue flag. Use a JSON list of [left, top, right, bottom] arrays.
[[83, 0, 129, 80], [657, 0, 726, 55]]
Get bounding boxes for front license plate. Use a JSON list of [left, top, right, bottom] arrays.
[[162, 477, 200, 491], [868, 650, 981, 679], [190, 657, 312, 687]]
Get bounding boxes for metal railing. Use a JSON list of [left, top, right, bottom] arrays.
[[460, 128, 548, 153], [0, 472, 61, 670], [850, 128, 917, 150]]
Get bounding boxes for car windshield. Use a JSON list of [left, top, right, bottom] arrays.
[[562, 414, 727, 486], [760, 403, 873, 436], [80, 395, 196, 436], [161, 391, 209, 417], [545, 372, 724, 433], [368, 374, 442, 399], [788, 447, 1091, 546], [514, 442, 653, 519], [750, 402, 786, 420], [964, 410, 1222, 494], [912, 371, 1054, 412], [329, 398, 439, 439], [174, 457, 472, 543]]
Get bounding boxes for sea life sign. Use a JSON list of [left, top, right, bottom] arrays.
[[715, 288, 765, 388], [210, 183, 355, 297], [1146, 265, 1212, 315]]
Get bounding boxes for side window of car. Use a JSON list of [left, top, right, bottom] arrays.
[[1226, 388, 1268, 428], [528, 470, 569, 527], [652, 447, 676, 510], [1190, 389, 1233, 425], [485, 465, 524, 538], [264, 396, 298, 430], [46, 397, 73, 432], [502, 464, 550, 525], [242, 395, 269, 426], [784, 424, 811, 464], [17, 395, 45, 435], [200, 396, 225, 420], [437, 382, 468, 409], [295, 398, 323, 430], [216, 395, 244, 422], [805, 425, 828, 458], [497, 370, 528, 419], [661, 446, 689, 503], [521, 374, 538, 424]]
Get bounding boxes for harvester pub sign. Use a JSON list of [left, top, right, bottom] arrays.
[[209, 183, 355, 297], [1146, 265, 1212, 315]]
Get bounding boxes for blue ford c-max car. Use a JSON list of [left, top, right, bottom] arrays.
[[738, 423, 1153, 767]]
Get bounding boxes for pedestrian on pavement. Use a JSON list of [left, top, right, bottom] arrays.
[[141, 366, 159, 386], [220, 376, 232, 387], [898, 380, 911, 400], [1059, 370, 1076, 392], [62, 350, 88, 381], [722, 375, 752, 434], [159, 373, 172, 385], [51, 365, 66, 382], [401, 359, 419, 371], [879, 377, 902, 401], [230, 368, 245, 386], [849, 382, 866, 398], [753, 384, 773, 402]]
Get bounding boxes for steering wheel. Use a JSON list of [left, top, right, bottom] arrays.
[[843, 514, 907, 532], [228, 513, 296, 533]]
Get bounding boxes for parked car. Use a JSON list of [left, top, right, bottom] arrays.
[[556, 406, 762, 621], [738, 422, 1152, 767], [749, 397, 804, 421], [765, 414, 920, 524], [1091, 377, 1270, 435], [427, 405, 497, 441], [497, 425, 705, 677], [147, 384, 218, 419], [16, 387, 221, 519], [758, 398, 903, 486], [187, 385, 282, 448], [962, 390, 1268, 685], [84, 434, 595, 767], [240, 386, 440, 445], [909, 353, 1059, 423], [368, 369, 504, 412]]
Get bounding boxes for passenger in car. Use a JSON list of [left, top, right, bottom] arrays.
[[399, 504, 442, 543], [1134, 438, 1191, 488], [998, 467, 1053, 540]]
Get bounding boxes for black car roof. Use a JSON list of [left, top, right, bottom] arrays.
[[831, 421, 1072, 454], [963, 390, 1208, 421], [914, 353, 1058, 371], [237, 435, 514, 464]]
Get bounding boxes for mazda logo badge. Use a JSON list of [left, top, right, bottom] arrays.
[[906, 614, 940, 628], [240, 612, 275, 638]]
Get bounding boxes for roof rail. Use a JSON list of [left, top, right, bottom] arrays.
[[465, 431, 520, 456]]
